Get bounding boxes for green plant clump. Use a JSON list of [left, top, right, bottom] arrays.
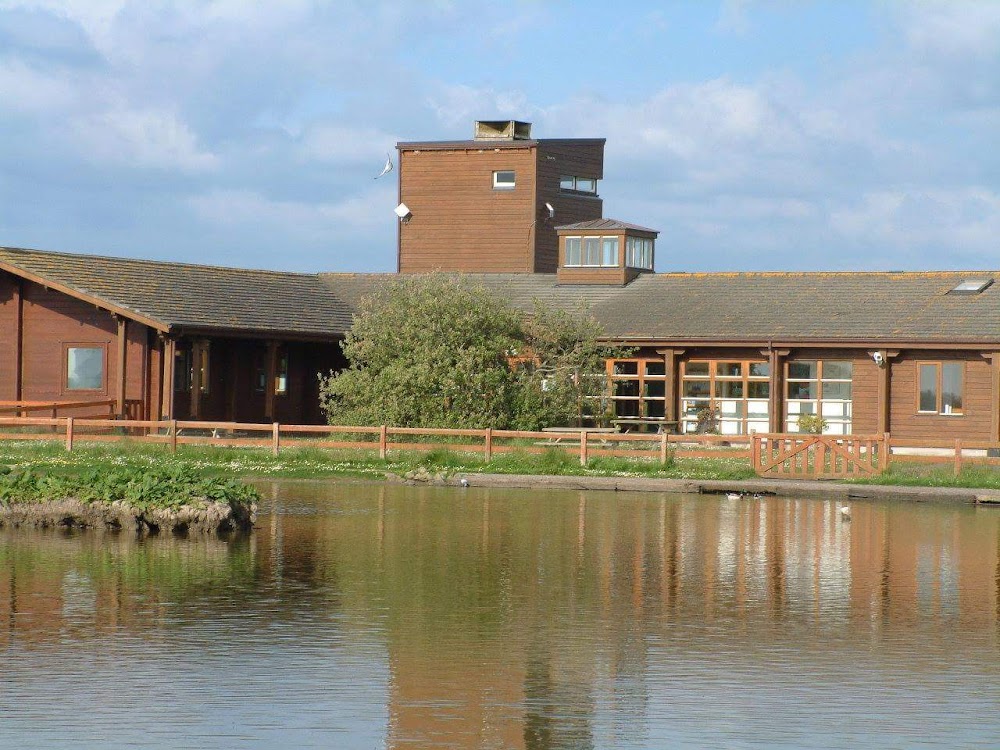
[[0, 464, 259, 511]]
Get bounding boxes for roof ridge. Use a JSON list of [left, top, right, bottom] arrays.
[[0, 245, 323, 279]]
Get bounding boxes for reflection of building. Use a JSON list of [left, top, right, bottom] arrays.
[[4, 122, 1000, 441]]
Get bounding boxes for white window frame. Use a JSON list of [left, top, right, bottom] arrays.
[[564, 236, 620, 268], [492, 170, 516, 190]]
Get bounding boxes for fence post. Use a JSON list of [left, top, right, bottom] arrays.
[[659, 430, 668, 465], [272, 422, 280, 456], [170, 419, 178, 453], [579, 430, 588, 467], [954, 438, 962, 477], [882, 432, 891, 472], [379, 425, 387, 459], [65, 417, 74, 452], [750, 431, 758, 473], [484, 427, 493, 462]]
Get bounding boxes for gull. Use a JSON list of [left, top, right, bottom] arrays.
[[726, 492, 742, 500], [374, 153, 393, 179], [839, 506, 851, 520]]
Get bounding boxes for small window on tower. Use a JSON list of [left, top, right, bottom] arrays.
[[493, 171, 516, 190]]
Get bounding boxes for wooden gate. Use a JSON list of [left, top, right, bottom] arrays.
[[751, 433, 888, 478]]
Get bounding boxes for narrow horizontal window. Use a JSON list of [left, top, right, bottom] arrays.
[[492, 170, 516, 190], [560, 175, 575, 190]]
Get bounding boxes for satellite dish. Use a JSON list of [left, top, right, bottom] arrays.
[[545, 202, 555, 219], [394, 202, 412, 220]]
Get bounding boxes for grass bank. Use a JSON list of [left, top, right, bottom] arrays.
[[0, 440, 755, 482], [3, 440, 1000, 490]]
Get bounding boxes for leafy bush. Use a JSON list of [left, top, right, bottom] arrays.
[[797, 414, 828, 434], [319, 275, 624, 430]]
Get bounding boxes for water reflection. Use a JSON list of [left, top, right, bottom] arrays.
[[2, 483, 999, 749]]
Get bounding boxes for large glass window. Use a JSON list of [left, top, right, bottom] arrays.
[[625, 236, 654, 270], [917, 362, 964, 415], [607, 358, 668, 429], [565, 236, 620, 267], [66, 347, 104, 391], [681, 359, 770, 435], [786, 360, 853, 434]]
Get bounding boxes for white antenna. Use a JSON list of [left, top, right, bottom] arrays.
[[374, 152, 393, 179]]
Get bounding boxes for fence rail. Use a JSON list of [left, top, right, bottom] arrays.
[[0, 417, 752, 466], [0, 417, 995, 476]]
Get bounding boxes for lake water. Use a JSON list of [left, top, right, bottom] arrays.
[[1, 481, 999, 749]]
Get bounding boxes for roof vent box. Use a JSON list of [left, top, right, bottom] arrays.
[[474, 120, 532, 141]]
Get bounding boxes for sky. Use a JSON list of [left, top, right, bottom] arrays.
[[1, 0, 999, 274]]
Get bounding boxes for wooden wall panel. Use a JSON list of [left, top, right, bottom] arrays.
[[399, 147, 537, 273], [889, 352, 992, 441], [535, 140, 606, 272]]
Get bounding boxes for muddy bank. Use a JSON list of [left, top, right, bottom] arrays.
[[0, 497, 257, 534]]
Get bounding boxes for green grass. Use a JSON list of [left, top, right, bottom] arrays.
[[848, 461, 1000, 489], [0, 439, 756, 482]]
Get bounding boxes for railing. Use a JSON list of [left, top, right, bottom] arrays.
[[0, 417, 752, 466], [752, 433, 888, 478], [0, 399, 116, 418], [0, 416, 994, 478]]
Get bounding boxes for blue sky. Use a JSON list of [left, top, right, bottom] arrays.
[[1, 1, 998, 273]]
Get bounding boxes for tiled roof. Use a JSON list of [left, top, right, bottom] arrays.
[[322, 270, 1000, 344], [0, 246, 353, 336], [555, 218, 659, 233], [4, 245, 1000, 345]]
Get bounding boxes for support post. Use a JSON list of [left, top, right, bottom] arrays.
[[954, 438, 962, 477], [579, 430, 588, 467], [13, 278, 22, 402], [264, 341, 278, 421], [659, 431, 669, 464], [272, 422, 280, 456], [765, 349, 789, 433], [161, 337, 176, 420], [379, 425, 387, 459], [882, 432, 891, 472], [983, 352, 1000, 446], [190, 340, 202, 420], [484, 427, 493, 462], [115, 316, 127, 418], [657, 349, 683, 433], [65, 417, 74, 452]]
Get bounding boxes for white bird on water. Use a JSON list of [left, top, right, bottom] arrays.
[[726, 492, 742, 500], [460, 478, 469, 488], [839, 506, 851, 520]]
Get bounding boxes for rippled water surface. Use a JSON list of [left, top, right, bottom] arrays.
[[2, 482, 999, 749]]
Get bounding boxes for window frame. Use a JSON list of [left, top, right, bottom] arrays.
[[785, 359, 854, 434], [564, 235, 620, 268], [680, 358, 770, 435], [492, 170, 516, 190], [916, 361, 965, 416], [606, 357, 668, 426], [63, 343, 108, 394]]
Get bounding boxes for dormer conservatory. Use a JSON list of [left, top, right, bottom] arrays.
[[555, 219, 658, 286]]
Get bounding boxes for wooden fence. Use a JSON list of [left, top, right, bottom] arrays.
[[0, 417, 996, 477], [752, 433, 888, 478], [0, 417, 750, 466], [0, 399, 116, 418]]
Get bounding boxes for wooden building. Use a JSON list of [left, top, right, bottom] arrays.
[[3, 119, 1000, 442], [0, 248, 346, 422], [396, 120, 605, 274]]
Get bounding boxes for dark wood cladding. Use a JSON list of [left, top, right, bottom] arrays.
[[398, 146, 537, 273], [397, 139, 605, 275], [535, 140, 605, 273]]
